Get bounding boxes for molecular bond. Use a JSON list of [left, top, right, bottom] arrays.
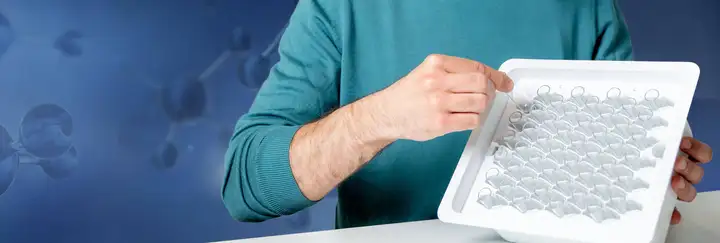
[[116, 21, 287, 170], [0, 11, 84, 62], [0, 104, 79, 198]]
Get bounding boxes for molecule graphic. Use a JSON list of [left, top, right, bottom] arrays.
[[119, 25, 256, 170], [239, 0, 299, 88], [201, 23, 287, 90], [238, 23, 286, 89], [0, 11, 84, 61], [0, 126, 18, 197], [199, 0, 295, 89], [117, 21, 293, 170], [53, 30, 84, 57], [0, 12, 15, 60], [0, 104, 79, 198], [124, 76, 212, 170]]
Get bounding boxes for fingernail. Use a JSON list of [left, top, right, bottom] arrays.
[[677, 179, 686, 189], [681, 139, 691, 149], [677, 157, 687, 170]]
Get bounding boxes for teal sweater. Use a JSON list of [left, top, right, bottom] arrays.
[[222, 0, 633, 229]]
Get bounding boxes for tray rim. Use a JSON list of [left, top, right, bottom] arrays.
[[437, 58, 701, 243]]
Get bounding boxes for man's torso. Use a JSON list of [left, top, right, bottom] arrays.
[[331, 0, 609, 228]]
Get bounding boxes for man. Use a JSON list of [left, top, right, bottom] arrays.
[[222, 0, 713, 230]]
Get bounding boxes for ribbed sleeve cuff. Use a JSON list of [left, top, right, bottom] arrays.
[[253, 125, 315, 214]]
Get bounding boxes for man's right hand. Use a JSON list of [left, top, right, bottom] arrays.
[[364, 54, 515, 142], [286, 54, 514, 201]]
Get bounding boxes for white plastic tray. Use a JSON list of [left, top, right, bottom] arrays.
[[438, 59, 700, 243]]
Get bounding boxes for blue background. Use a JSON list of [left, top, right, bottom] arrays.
[[0, 0, 717, 242]]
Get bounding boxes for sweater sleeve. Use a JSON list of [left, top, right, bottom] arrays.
[[222, 0, 341, 222], [593, 0, 634, 61]]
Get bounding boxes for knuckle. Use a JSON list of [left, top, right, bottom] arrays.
[[459, 95, 473, 107], [470, 95, 480, 107], [428, 93, 445, 108], [475, 61, 487, 73], [474, 72, 488, 82], [473, 73, 488, 89], [681, 156, 691, 173], [465, 95, 486, 113], [422, 76, 440, 90], [425, 54, 444, 67]]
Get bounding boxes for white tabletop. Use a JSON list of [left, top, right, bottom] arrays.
[[220, 191, 720, 243]]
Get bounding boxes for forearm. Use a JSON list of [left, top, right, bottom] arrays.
[[289, 95, 395, 201]]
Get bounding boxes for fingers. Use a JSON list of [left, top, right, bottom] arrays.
[[671, 208, 682, 224], [424, 54, 482, 73], [443, 93, 490, 113], [671, 174, 697, 202], [477, 63, 514, 93], [680, 137, 713, 163], [674, 137, 710, 203], [423, 54, 514, 92], [443, 113, 481, 132], [675, 155, 704, 184], [427, 73, 492, 113], [443, 73, 491, 93]]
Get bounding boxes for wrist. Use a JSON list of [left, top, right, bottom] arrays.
[[344, 94, 398, 145]]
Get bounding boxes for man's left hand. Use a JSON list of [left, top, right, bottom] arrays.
[[670, 136, 713, 224]]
